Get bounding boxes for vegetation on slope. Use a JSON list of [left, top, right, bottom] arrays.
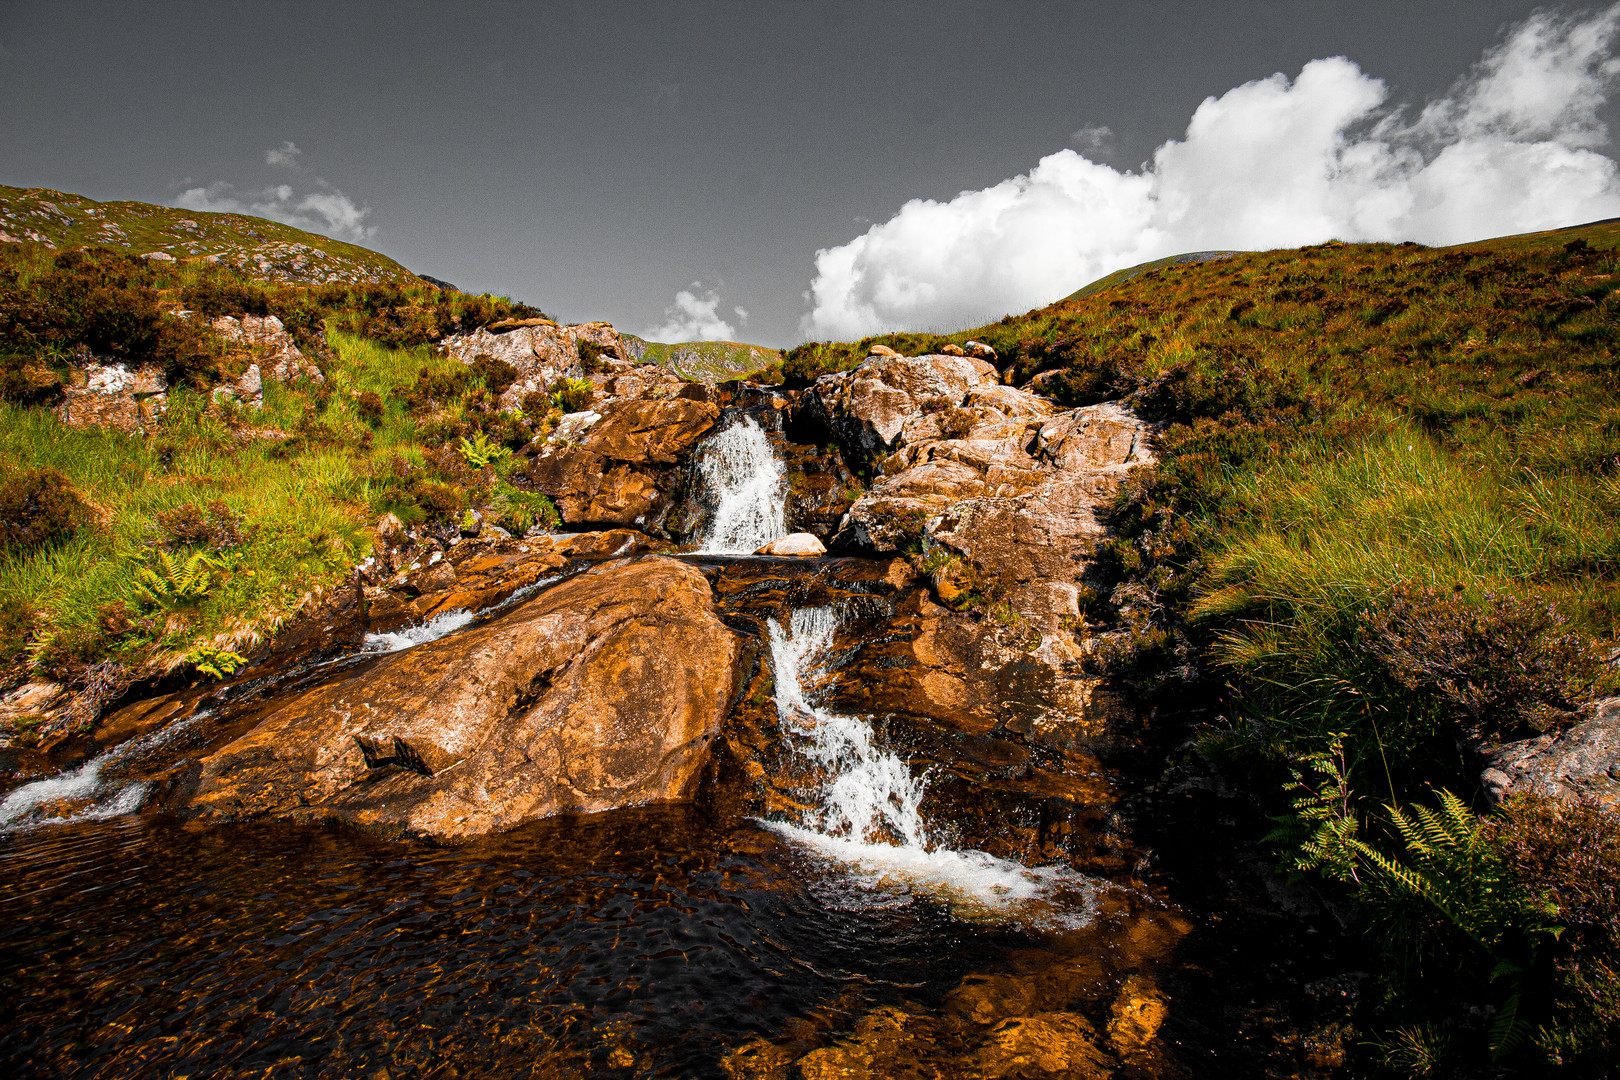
[[0, 185, 421, 286], [799, 225, 1620, 1074], [618, 333, 780, 381], [0, 242, 572, 736]]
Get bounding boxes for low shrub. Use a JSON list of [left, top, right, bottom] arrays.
[[0, 467, 87, 552], [548, 376, 593, 413], [470, 354, 518, 396], [155, 499, 246, 551], [355, 390, 385, 426], [1364, 585, 1601, 739]]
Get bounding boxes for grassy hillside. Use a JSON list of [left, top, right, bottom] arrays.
[[619, 333, 780, 381], [1061, 249, 1240, 302], [795, 223, 1620, 1075], [0, 185, 421, 286], [0, 240, 571, 724]]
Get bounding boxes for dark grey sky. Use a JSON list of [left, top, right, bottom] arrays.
[[0, 0, 1598, 345]]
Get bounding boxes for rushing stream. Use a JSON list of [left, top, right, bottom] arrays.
[[0, 508, 1346, 1075]]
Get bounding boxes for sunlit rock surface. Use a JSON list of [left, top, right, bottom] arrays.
[[186, 557, 744, 838]]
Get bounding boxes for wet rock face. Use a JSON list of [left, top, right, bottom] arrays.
[[184, 557, 745, 839], [524, 397, 721, 529], [1482, 695, 1620, 810]]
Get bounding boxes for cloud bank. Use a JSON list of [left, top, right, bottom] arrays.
[[803, 7, 1620, 340], [645, 284, 737, 342], [177, 144, 375, 243]]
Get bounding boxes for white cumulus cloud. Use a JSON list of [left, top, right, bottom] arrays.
[[803, 6, 1620, 340], [176, 180, 375, 243], [645, 285, 737, 342]]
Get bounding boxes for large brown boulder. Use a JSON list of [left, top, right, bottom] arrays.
[[185, 557, 745, 839], [526, 397, 720, 528], [807, 353, 1000, 459]]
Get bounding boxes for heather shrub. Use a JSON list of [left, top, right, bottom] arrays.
[[0, 467, 88, 552], [155, 499, 246, 551], [470, 354, 518, 396], [1364, 585, 1600, 739], [355, 390, 385, 426]]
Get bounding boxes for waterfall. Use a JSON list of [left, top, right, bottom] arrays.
[[762, 607, 1100, 928], [696, 415, 787, 553]]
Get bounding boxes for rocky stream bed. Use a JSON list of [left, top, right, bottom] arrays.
[[0, 340, 1368, 1078]]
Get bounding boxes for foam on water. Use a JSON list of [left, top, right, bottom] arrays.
[[763, 607, 1101, 928], [697, 416, 788, 554], [360, 572, 566, 654], [0, 713, 206, 833], [363, 608, 476, 653]]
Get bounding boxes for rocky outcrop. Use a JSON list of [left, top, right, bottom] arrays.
[[807, 353, 1001, 459], [361, 526, 674, 630], [55, 362, 167, 433], [525, 396, 720, 529], [1482, 696, 1620, 811], [210, 314, 325, 385], [185, 558, 745, 839], [835, 380, 1150, 633], [441, 320, 631, 410]]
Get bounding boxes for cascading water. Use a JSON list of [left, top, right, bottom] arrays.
[[763, 607, 1101, 928], [0, 712, 208, 834], [696, 415, 788, 553]]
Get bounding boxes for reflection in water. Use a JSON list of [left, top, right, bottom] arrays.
[[0, 808, 1026, 1079]]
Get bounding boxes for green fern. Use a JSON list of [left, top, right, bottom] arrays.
[[186, 645, 247, 680], [1360, 789, 1563, 1061], [455, 432, 511, 469], [1269, 732, 1367, 884], [131, 549, 222, 609]]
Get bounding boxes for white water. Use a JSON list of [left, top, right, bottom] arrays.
[[0, 712, 207, 834], [361, 574, 566, 654], [762, 607, 1100, 928], [363, 608, 477, 653], [697, 416, 788, 553]]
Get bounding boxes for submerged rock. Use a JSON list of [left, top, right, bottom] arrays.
[[184, 557, 745, 838]]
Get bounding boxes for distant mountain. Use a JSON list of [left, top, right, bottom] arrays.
[[0, 185, 425, 287], [618, 334, 780, 381]]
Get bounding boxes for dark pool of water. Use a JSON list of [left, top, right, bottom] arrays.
[[0, 806, 1042, 1079]]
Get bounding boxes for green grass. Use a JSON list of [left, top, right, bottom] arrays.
[[0, 184, 420, 286], [0, 324, 562, 691]]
